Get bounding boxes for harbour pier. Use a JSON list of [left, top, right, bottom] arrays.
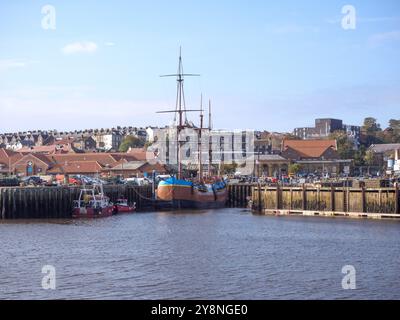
[[251, 184, 400, 220]]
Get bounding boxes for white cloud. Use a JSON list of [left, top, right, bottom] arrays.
[[368, 30, 400, 47], [62, 41, 98, 55], [105, 42, 116, 47]]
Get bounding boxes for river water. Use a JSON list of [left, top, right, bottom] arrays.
[[0, 208, 399, 300]]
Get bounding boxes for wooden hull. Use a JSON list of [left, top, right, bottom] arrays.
[[156, 184, 228, 209]]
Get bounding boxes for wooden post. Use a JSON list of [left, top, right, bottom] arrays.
[[276, 184, 281, 210], [302, 184, 306, 210], [330, 186, 335, 212], [257, 183, 262, 212], [362, 187, 366, 213], [395, 183, 399, 214], [0, 189, 4, 219]]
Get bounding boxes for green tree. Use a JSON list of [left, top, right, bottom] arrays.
[[353, 145, 366, 167], [388, 119, 400, 143], [389, 119, 400, 130], [288, 163, 302, 175], [361, 117, 382, 146], [364, 149, 375, 175], [362, 117, 381, 133], [329, 130, 355, 159], [220, 162, 238, 175], [118, 136, 145, 152]]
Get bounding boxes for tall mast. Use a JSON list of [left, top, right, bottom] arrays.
[[198, 94, 204, 182], [208, 99, 212, 130], [157, 48, 201, 179], [208, 99, 212, 177]]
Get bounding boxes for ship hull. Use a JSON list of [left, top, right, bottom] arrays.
[[72, 206, 114, 219], [156, 178, 228, 210], [114, 205, 135, 213]]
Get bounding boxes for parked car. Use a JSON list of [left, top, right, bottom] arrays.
[[21, 176, 45, 186], [126, 177, 151, 186]]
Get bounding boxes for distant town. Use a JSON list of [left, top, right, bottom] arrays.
[[0, 117, 399, 183]]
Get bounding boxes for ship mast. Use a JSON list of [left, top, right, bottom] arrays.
[[157, 48, 201, 179], [198, 94, 204, 182], [208, 99, 212, 177]]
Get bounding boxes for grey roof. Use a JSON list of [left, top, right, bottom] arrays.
[[369, 144, 400, 153], [110, 161, 146, 170], [257, 154, 288, 161]]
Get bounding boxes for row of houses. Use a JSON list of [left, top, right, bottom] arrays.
[[0, 126, 149, 152], [0, 148, 167, 178]]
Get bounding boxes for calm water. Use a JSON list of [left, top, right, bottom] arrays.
[[0, 208, 399, 300]]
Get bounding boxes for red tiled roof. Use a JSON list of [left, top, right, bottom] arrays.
[[282, 140, 337, 158], [50, 153, 117, 166], [0, 148, 24, 166], [47, 161, 103, 174], [18, 145, 73, 154], [13, 153, 54, 167]]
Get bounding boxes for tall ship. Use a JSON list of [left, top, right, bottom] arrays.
[[156, 50, 228, 209]]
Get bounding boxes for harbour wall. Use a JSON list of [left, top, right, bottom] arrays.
[[251, 184, 400, 219], [0, 185, 153, 219]]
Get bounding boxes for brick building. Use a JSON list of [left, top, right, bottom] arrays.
[[281, 140, 352, 176]]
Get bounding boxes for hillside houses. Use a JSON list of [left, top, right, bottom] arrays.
[[0, 126, 149, 152]]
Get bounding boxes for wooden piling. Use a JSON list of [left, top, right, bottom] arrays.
[[253, 185, 400, 217]]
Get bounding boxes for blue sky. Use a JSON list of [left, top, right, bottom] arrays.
[[0, 0, 399, 133]]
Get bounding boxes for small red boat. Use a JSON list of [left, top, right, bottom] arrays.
[[72, 184, 114, 218], [113, 199, 136, 214]]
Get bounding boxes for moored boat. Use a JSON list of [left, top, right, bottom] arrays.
[[155, 50, 228, 209], [114, 199, 136, 213], [157, 177, 227, 209], [72, 184, 114, 218]]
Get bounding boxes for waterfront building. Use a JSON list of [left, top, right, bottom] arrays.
[[281, 139, 352, 176], [256, 154, 291, 178]]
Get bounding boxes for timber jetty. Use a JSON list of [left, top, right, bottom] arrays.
[[251, 184, 400, 220], [0, 185, 152, 219]]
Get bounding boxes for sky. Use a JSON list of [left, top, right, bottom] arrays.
[[0, 0, 399, 133]]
